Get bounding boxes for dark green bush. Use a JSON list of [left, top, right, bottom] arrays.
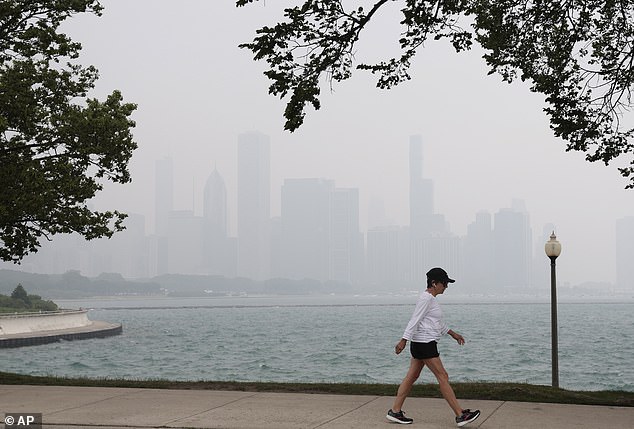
[[0, 284, 58, 312]]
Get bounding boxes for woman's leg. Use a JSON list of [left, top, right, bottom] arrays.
[[391, 358, 425, 412], [423, 356, 463, 416]]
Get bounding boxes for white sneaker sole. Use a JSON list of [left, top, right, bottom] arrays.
[[456, 411, 480, 427], [386, 413, 413, 424]]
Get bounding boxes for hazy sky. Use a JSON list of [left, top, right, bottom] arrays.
[[60, 1, 632, 285]]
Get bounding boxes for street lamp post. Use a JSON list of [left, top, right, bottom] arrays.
[[545, 232, 562, 388]]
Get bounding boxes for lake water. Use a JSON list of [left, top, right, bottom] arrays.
[[3, 294, 633, 392]]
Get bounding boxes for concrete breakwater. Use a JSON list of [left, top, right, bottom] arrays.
[[0, 309, 121, 348]]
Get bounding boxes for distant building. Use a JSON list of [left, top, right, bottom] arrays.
[[463, 211, 493, 291], [153, 157, 173, 275], [411, 231, 461, 283], [203, 167, 227, 239], [616, 216, 634, 290], [409, 135, 434, 239], [237, 132, 271, 280], [279, 178, 333, 281], [105, 213, 148, 279], [278, 179, 362, 285], [366, 226, 411, 288], [269, 216, 283, 279], [202, 167, 236, 277], [493, 201, 532, 290], [13, 213, 149, 279], [167, 210, 203, 274], [330, 187, 364, 284], [16, 233, 86, 275], [408, 135, 456, 281]]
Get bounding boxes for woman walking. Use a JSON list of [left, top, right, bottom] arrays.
[[386, 267, 480, 427]]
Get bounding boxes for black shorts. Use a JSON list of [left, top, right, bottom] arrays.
[[410, 341, 440, 360]]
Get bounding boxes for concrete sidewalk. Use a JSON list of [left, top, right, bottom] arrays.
[[1, 384, 632, 428]]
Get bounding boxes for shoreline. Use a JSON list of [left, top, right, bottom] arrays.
[[0, 321, 122, 348], [0, 310, 122, 348]]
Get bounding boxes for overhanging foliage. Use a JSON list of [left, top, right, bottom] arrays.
[[238, 0, 634, 188], [0, 1, 138, 262]]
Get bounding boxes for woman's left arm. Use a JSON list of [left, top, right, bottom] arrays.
[[447, 329, 465, 345]]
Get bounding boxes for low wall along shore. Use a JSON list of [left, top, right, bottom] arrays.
[[0, 309, 90, 335], [0, 309, 122, 348]]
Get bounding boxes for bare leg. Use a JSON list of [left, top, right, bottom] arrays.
[[423, 356, 463, 416], [391, 358, 425, 412]]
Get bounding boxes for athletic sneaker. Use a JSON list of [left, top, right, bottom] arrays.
[[455, 409, 480, 427], [386, 409, 413, 424]]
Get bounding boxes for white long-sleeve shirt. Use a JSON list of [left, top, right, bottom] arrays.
[[402, 290, 449, 343]]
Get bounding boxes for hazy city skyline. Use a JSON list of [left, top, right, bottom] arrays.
[[25, 0, 631, 286], [5, 132, 631, 293]]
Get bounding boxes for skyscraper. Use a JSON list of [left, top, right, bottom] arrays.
[[330, 187, 363, 284], [203, 167, 235, 277], [279, 179, 362, 284], [463, 211, 493, 290], [203, 167, 227, 239], [408, 135, 456, 281], [409, 135, 434, 237], [412, 234, 461, 281], [279, 178, 333, 281], [367, 226, 411, 288], [237, 132, 271, 280], [493, 201, 532, 290]]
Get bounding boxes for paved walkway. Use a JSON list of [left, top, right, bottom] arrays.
[[1, 384, 633, 428]]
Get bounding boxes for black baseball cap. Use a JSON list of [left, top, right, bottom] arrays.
[[426, 267, 455, 283]]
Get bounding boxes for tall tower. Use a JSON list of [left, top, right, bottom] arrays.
[[237, 132, 271, 280], [203, 167, 227, 239], [409, 135, 454, 281], [203, 167, 235, 276], [409, 135, 434, 237]]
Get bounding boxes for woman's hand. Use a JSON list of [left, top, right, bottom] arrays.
[[449, 330, 465, 345], [394, 338, 407, 354]]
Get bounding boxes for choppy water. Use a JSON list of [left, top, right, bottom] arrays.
[[3, 295, 633, 392]]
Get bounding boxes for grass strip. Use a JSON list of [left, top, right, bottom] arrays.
[[1, 371, 632, 407]]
